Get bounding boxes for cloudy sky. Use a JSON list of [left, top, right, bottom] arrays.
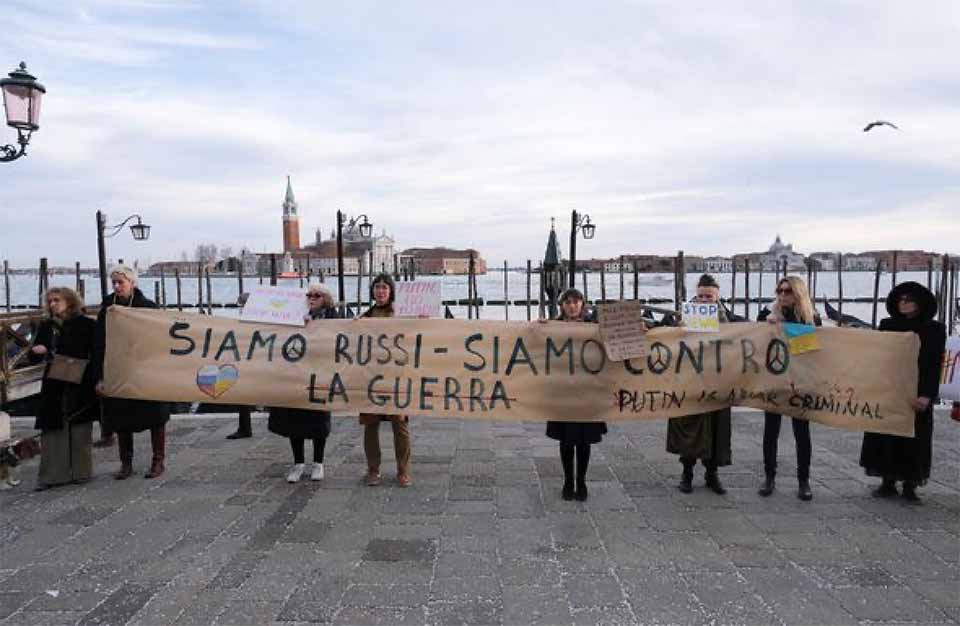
[[1, 0, 958, 268]]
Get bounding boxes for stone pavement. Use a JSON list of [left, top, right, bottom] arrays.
[[0, 408, 957, 626]]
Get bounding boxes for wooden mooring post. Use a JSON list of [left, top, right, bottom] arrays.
[[599, 264, 606, 303], [159, 266, 167, 307], [871, 260, 883, 329], [503, 260, 509, 321], [525, 260, 532, 321], [891, 250, 898, 288], [196, 262, 203, 311], [836, 253, 844, 327], [744, 260, 751, 320], [205, 268, 214, 314], [3, 260, 10, 312], [269, 254, 277, 286], [174, 268, 183, 311], [582, 271, 589, 302], [537, 262, 546, 320], [75, 262, 82, 293], [619, 255, 625, 301], [632, 260, 639, 300], [38, 258, 48, 306], [730, 259, 737, 313]]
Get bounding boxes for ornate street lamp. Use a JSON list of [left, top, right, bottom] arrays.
[[568, 210, 596, 287], [1, 62, 46, 163], [96, 211, 152, 300], [335, 211, 373, 314]]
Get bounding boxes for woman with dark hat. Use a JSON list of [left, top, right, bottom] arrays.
[[358, 273, 413, 487], [667, 274, 732, 495], [860, 281, 946, 502], [270, 284, 340, 482], [542, 288, 609, 501]]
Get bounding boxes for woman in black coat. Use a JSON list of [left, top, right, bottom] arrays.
[[860, 282, 946, 502], [28, 287, 98, 489], [91, 266, 170, 480], [269, 284, 339, 483], [757, 275, 822, 501], [542, 288, 608, 501]]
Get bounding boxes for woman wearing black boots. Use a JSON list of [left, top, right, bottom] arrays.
[[757, 276, 821, 501], [542, 288, 607, 501], [860, 282, 946, 503]]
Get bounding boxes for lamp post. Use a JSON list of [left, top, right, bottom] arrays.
[[335, 210, 372, 314], [1, 62, 45, 163], [96, 211, 151, 301], [568, 210, 596, 287]]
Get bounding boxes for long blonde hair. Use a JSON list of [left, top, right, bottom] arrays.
[[773, 275, 816, 324]]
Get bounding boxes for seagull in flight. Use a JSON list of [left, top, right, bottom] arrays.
[[863, 120, 899, 132]]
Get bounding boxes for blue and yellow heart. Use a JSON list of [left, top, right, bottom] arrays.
[[196, 364, 239, 398]]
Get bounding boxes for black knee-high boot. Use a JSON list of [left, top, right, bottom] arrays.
[[559, 443, 575, 500], [575, 443, 591, 501]]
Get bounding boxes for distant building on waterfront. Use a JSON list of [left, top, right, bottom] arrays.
[[703, 256, 734, 272], [861, 249, 940, 271], [739, 235, 807, 271], [401, 247, 487, 275]]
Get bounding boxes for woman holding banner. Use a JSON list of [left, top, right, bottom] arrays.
[[92, 266, 171, 480], [270, 284, 340, 482], [359, 274, 413, 487], [667, 274, 732, 495], [543, 288, 607, 501], [757, 275, 821, 501], [28, 287, 98, 490], [860, 282, 946, 502]]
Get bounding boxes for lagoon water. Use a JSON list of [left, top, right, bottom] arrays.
[[2, 270, 945, 325]]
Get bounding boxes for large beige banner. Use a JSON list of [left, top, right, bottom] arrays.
[[104, 307, 921, 436]]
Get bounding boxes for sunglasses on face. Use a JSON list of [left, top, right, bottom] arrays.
[[776, 288, 793, 295]]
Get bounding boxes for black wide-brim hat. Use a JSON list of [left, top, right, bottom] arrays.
[[886, 281, 937, 320]]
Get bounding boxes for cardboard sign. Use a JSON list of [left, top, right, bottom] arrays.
[[940, 335, 960, 401], [239, 285, 309, 327], [682, 302, 720, 333], [597, 301, 648, 361], [395, 281, 443, 318], [104, 309, 922, 436]]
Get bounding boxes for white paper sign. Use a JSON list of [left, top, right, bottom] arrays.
[[598, 301, 648, 361], [395, 281, 443, 318], [239, 285, 309, 327], [682, 302, 720, 333], [940, 335, 960, 401]]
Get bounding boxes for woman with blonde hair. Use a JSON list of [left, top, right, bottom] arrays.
[[91, 266, 170, 479], [268, 284, 340, 482], [28, 287, 98, 489], [757, 275, 821, 501]]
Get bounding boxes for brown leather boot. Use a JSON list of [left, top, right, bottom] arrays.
[[144, 427, 166, 479], [114, 433, 133, 480]]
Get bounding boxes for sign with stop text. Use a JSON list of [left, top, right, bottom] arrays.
[[682, 302, 720, 333], [103, 308, 920, 436]]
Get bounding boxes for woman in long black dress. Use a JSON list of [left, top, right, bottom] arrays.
[[269, 284, 340, 482], [543, 288, 607, 501], [860, 282, 946, 503]]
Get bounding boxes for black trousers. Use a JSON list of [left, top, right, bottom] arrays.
[[762, 412, 810, 481], [290, 438, 326, 464]]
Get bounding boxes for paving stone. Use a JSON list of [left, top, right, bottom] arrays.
[[23, 590, 106, 613], [563, 572, 624, 608], [498, 557, 563, 588], [76, 583, 160, 626], [683, 570, 780, 625], [0, 592, 36, 620], [333, 605, 427, 625], [502, 584, 572, 625], [619, 566, 706, 625], [362, 538, 436, 563], [741, 567, 858, 626], [0, 610, 88, 625], [426, 599, 502, 626], [431, 576, 501, 604], [832, 586, 949, 622], [804, 564, 899, 587], [50, 506, 116, 527], [342, 584, 431, 608]]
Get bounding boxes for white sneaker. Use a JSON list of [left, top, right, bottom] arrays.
[[286, 463, 305, 483], [311, 463, 324, 481]]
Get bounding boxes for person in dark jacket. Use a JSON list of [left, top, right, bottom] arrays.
[[358, 274, 414, 487], [757, 275, 821, 501], [270, 284, 339, 482], [28, 287, 98, 489], [542, 288, 609, 501], [91, 266, 170, 480], [668, 274, 732, 495], [860, 282, 946, 503]]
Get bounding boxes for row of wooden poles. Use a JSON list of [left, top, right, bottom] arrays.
[[4, 251, 959, 332]]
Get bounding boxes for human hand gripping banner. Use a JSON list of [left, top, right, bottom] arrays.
[[103, 308, 920, 436]]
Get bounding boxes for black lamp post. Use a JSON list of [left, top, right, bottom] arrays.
[[96, 211, 151, 301], [335, 210, 373, 314], [568, 209, 596, 287], [1, 62, 45, 163]]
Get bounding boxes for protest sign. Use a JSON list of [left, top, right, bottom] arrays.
[[940, 335, 960, 401], [395, 281, 443, 318], [239, 285, 309, 327], [682, 302, 720, 333], [597, 301, 648, 361], [104, 308, 921, 436]]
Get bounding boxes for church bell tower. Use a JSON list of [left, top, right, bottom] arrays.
[[282, 176, 300, 252]]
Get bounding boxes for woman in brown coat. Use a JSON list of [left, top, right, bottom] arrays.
[[359, 274, 412, 487]]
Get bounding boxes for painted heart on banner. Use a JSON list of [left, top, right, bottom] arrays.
[[196, 364, 239, 398]]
